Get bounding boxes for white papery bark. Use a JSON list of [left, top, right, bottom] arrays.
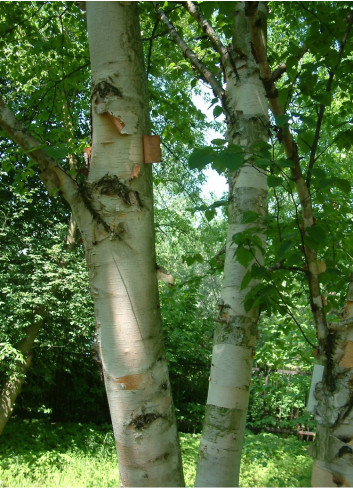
[[81, 3, 184, 486], [195, 3, 268, 487], [0, 3, 184, 485]]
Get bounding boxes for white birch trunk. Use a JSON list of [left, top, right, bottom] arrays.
[[0, 3, 183, 485], [77, 3, 183, 486], [195, 3, 268, 487]]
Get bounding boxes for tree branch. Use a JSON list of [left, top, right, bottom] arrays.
[[245, 3, 328, 344], [182, 1, 237, 76], [0, 98, 80, 208], [152, 1, 225, 100]]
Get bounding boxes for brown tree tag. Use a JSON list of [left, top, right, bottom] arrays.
[[143, 135, 161, 163]]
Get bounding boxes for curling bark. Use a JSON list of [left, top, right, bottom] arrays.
[[0, 3, 184, 486]]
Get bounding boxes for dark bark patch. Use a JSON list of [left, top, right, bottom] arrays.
[[338, 445, 353, 458], [150, 452, 170, 463], [129, 412, 161, 430], [92, 80, 123, 99], [94, 174, 142, 208]]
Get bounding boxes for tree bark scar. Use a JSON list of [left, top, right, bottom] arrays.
[[92, 80, 123, 99], [94, 174, 142, 208], [78, 182, 112, 236], [129, 412, 162, 430]]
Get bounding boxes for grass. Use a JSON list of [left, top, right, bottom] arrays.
[[0, 418, 312, 487]]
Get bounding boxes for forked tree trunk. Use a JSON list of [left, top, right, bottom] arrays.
[[195, 3, 268, 487], [0, 316, 43, 436]]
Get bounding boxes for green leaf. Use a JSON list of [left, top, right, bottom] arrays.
[[278, 239, 295, 260], [242, 211, 260, 224], [276, 158, 295, 169], [188, 147, 214, 170], [255, 158, 272, 168], [211, 139, 227, 146], [336, 129, 353, 150], [306, 225, 327, 246], [334, 177, 351, 194], [205, 209, 216, 221], [285, 252, 303, 267], [275, 115, 290, 128], [313, 91, 333, 107], [303, 235, 319, 251], [268, 175, 283, 187], [46, 146, 68, 160], [213, 105, 223, 118], [218, 151, 244, 172], [241, 270, 252, 290], [236, 247, 254, 268]]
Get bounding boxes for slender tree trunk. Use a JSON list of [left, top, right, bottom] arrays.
[[195, 3, 268, 486], [81, 3, 184, 486], [0, 315, 43, 436]]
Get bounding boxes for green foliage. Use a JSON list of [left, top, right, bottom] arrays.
[[240, 431, 312, 487], [188, 143, 245, 173], [0, 343, 25, 381], [0, 420, 312, 488], [0, 420, 119, 487]]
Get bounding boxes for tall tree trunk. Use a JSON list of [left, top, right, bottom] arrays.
[[0, 314, 43, 436], [82, 3, 184, 486], [195, 3, 268, 486], [0, 2, 184, 486]]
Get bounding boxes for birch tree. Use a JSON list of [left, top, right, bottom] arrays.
[[154, 1, 353, 486], [154, 2, 269, 485], [0, 2, 184, 486]]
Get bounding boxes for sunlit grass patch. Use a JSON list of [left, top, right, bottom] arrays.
[[0, 419, 312, 487]]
